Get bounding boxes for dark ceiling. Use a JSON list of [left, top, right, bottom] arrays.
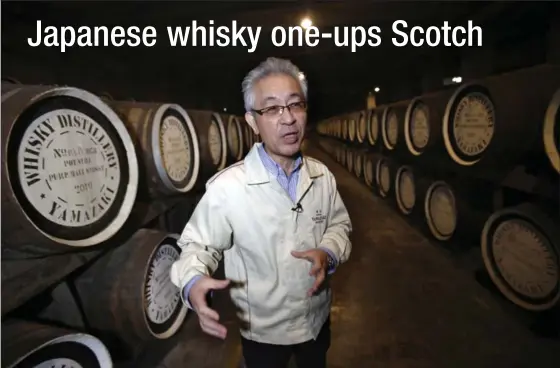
[[1, 1, 557, 120]]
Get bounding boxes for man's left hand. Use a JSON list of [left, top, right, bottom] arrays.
[[291, 249, 329, 296]]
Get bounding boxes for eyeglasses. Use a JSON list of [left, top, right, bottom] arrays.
[[252, 101, 307, 117]]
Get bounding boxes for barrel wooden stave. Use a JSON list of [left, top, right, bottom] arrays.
[[481, 202, 560, 311], [1, 83, 139, 258], [2, 319, 113, 368], [72, 228, 188, 354], [110, 101, 200, 196]]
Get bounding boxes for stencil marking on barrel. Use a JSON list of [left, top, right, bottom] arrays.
[[492, 219, 558, 300], [405, 98, 430, 156], [425, 182, 457, 240], [151, 104, 199, 193], [444, 85, 495, 166], [144, 234, 188, 339], [160, 115, 191, 183]]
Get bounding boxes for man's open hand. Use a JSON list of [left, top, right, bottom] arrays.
[[291, 249, 329, 296], [189, 276, 230, 339]]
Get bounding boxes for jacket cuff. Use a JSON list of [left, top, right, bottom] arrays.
[[181, 275, 203, 310], [318, 246, 338, 274]]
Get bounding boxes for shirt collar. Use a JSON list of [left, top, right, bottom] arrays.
[[257, 143, 302, 177]]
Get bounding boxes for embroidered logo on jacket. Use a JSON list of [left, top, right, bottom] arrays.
[[312, 209, 327, 224]]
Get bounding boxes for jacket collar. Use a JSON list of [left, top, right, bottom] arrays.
[[245, 143, 322, 185]]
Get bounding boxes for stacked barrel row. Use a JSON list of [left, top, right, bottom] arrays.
[[0, 81, 260, 367], [316, 64, 560, 314]]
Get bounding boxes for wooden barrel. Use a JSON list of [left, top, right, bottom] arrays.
[[394, 165, 416, 215], [347, 114, 357, 143], [187, 109, 228, 182], [353, 151, 363, 179], [368, 107, 384, 148], [355, 110, 367, 145], [2, 319, 113, 368], [442, 64, 560, 174], [109, 101, 200, 196], [346, 149, 354, 173], [543, 88, 560, 174], [73, 228, 188, 352], [1, 83, 139, 258], [404, 96, 432, 157], [209, 112, 228, 171], [225, 114, 244, 161], [363, 154, 375, 188], [481, 203, 560, 311], [423, 177, 494, 242], [381, 99, 410, 152], [243, 122, 252, 152], [342, 119, 348, 141], [375, 156, 394, 198]]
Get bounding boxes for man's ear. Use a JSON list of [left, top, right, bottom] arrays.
[[245, 111, 260, 135]]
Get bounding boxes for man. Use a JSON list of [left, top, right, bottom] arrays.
[[170, 57, 352, 368]]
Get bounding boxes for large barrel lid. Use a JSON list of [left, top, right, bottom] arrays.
[[424, 181, 457, 241], [368, 109, 380, 145], [443, 83, 496, 166], [4, 84, 139, 246], [143, 232, 188, 339], [404, 97, 431, 156], [481, 203, 560, 311], [381, 106, 399, 150], [151, 103, 199, 193]]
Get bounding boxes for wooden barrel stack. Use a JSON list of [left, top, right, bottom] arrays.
[[1, 81, 250, 364], [315, 63, 560, 313]]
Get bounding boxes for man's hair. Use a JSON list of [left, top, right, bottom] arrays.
[[241, 57, 308, 112]]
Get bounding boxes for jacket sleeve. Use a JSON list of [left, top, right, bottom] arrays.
[[169, 179, 233, 305], [319, 171, 352, 266]]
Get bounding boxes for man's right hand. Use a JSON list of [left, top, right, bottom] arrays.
[[189, 276, 230, 339]]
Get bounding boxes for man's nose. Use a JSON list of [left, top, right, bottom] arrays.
[[279, 107, 296, 124]]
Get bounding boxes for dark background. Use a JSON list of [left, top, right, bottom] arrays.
[[2, 0, 559, 122]]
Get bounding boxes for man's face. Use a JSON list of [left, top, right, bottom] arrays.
[[245, 73, 307, 157]]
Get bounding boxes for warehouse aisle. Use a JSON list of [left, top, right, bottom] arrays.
[[129, 141, 560, 368]]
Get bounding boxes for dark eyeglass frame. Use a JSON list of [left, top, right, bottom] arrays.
[[251, 101, 308, 116]]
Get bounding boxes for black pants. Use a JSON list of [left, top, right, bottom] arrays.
[[241, 317, 331, 368]]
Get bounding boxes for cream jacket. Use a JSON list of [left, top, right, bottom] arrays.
[[170, 143, 352, 345]]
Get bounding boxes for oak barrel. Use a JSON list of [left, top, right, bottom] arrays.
[[187, 109, 228, 181], [346, 149, 354, 173], [342, 119, 348, 141], [543, 88, 560, 174], [356, 110, 367, 144], [2, 319, 113, 368], [368, 107, 384, 147], [375, 156, 395, 198], [363, 154, 375, 188], [394, 165, 416, 215], [1, 83, 139, 258], [423, 177, 494, 242], [109, 101, 200, 196], [225, 114, 244, 161], [353, 150, 363, 179], [381, 100, 409, 152], [481, 203, 560, 311], [73, 228, 188, 352], [347, 115, 357, 143], [442, 64, 560, 174]]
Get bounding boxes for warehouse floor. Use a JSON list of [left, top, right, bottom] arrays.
[[125, 140, 560, 368]]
